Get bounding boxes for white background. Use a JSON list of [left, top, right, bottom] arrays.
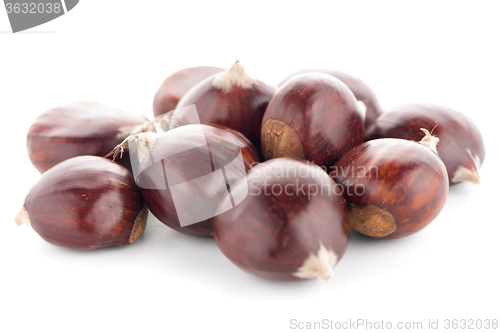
[[1, 1, 499, 332]]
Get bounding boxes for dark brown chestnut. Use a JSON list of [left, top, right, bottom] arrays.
[[214, 158, 350, 281], [27, 101, 148, 173], [153, 66, 225, 117], [333, 130, 448, 239], [15, 156, 147, 250], [115, 124, 260, 237], [277, 68, 383, 128], [365, 103, 485, 185], [174, 61, 276, 152], [261, 73, 364, 168]]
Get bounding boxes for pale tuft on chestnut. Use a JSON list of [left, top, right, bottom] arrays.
[[292, 242, 338, 282], [212, 62, 255, 91]]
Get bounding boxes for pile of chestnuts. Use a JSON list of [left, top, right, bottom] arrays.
[[16, 61, 485, 282]]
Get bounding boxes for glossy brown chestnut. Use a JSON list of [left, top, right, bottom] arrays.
[[333, 131, 448, 239], [365, 103, 485, 185], [175, 61, 276, 152], [261, 73, 364, 168], [277, 68, 383, 128], [214, 158, 350, 281], [27, 101, 148, 173], [15, 156, 147, 250], [153, 66, 225, 117], [122, 124, 260, 237]]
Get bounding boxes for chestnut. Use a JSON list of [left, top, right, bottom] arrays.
[[261, 73, 364, 168], [277, 68, 383, 129], [27, 101, 148, 173], [333, 130, 448, 239], [153, 66, 225, 117], [174, 61, 276, 152], [365, 103, 485, 185], [214, 158, 350, 281], [115, 124, 260, 237], [15, 156, 147, 250]]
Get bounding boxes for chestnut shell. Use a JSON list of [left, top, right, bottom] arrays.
[[175, 63, 276, 153], [153, 66, 225, 117], [138, 124, 260, 237], [277, 68, 382, 128], [22, 156, 147, 250], [27, 101, 148, 173], [262, 73, 364, 168], [365, 103, 485, 185], [333, 138, 449, 239], [214, 158, 350, 281]]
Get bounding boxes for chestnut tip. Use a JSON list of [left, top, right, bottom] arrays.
[[107, 132, 158, 163], [452, 149, 482, 184], [212, 61, 256, 92], [452, 166, 481, 184], [292, 242, 338, 282], [117, 124, 144, 141], [117, 111, 174, 141], [15, 206, 31, 226], [419, 128, 439, 154]]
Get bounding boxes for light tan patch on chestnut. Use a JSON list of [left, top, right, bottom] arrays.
[[129, 205, 148, 244], [348, 204, 397, 238], [452, 149, 481, 184], [212, 61, 255, 92], [15, 206, 31, 226], [292, 242, 337, 282], [261, 118, 304, 160], [418, 128, 439, 154]]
